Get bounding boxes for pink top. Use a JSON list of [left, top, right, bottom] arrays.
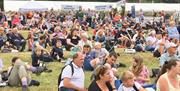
[[136, 66, 149, 85], [52, 32, 63, 38], [12, 15, 20, 25]]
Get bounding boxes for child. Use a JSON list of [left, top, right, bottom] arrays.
[[31, 48, 52, 73], [51, 40, 64, 61], [118, 71, 146, 91], [118, 71, 154, 91], [31, 48, 42, 67]]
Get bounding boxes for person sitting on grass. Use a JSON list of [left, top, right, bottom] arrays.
[[115, 27, 130, 48], [51, 40, 64, 61], [7, 27, 26, 52], [66, 28, 81, 51], [88, 65, 117, 91], [1, 41, 18, 53], [31, 48, 52, 73], [27, 27, 39, 51], [51, 26, 63, 46], [133, 30, 146, 52], [118, 71, 147, 91], [0, 27, 6, 50], [32, 35, 48, 54], [83, 44, 100, 71], [95, 29, 106, 44], [31, 35, 53, 63], [129, 56, 150, 86], [78, 32, 92, 51], [31, 48, 43, 67], [156, 59, 180, 91], [92, 42, 109, 62], [145, 30, 157, 52], [153, 32, 169, 58], [167, 21, 179, 40], [159, 42, 179, 66], [58, 52, 86, 91], [8, 57, 45, 91]]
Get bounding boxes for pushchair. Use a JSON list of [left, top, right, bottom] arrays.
[[105, 38, 119, 53]]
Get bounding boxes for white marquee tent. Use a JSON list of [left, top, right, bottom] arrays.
[[19, 1, 48, 12]]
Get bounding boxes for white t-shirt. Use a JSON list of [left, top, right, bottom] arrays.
[[59, 63, 85, 88], [132, 34, 138, 42], [146, 36, 157, 47], [154, 39, 169, 51], [118, 82, 142, 91], [78, 40, 93, 49]]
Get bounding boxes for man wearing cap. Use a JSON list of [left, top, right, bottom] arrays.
[[159, 42, 179, 66]]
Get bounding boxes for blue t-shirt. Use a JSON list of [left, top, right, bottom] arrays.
[[83, 51, 96, 71], [167, 27, 179, 39]]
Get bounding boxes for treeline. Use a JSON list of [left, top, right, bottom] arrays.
[[0, 0, 3, 11], [35, 0, 180, 3]]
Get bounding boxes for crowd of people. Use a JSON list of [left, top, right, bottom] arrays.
[[0, 6, 180, 91]]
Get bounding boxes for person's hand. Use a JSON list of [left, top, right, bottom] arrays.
[[135, 76, 144, 81], [38, 60, 40, 64], [78, 87, 87, 91], [46, 51, 50, 55]]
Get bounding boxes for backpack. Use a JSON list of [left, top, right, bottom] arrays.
[[133, 84, 139, 91], [58, 61, 74, 91], [0, 65, 13, 82]]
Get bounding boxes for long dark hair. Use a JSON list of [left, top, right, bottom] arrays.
[[70, 28, 78, 36], [155, 59, 178, 83]]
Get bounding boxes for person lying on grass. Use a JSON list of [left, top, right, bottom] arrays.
[[8, 57, 45, 91]]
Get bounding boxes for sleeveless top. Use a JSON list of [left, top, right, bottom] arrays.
[[157, 72, 180, 91]]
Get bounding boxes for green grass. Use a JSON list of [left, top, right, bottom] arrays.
[[0, 31, 159, 91]]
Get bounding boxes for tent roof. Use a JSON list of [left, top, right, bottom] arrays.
[[19, 1, 48, 12]]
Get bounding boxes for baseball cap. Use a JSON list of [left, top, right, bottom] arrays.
[[166, 42, 177, 49]]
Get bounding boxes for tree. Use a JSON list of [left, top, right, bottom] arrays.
[[0, 0, 3, 11]]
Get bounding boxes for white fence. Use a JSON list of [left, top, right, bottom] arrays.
[[4, 1, 180, 12]]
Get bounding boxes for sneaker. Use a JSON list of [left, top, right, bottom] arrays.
[[58, 59, 61, 62], [0, 82, 7, 87], [44, 69, 52, 73], [43, 67, 52, 73], [22, 85, 28, 91]]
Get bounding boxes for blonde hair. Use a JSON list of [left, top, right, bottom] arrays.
[[121, 71, 134, 82], [169, 21, 175, 26], [54, 26, 61, 32], [81, 32, 88, 38]]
